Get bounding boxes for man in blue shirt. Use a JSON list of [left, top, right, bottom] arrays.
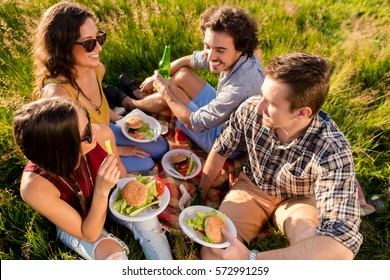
[[122, 6, 265, 153]]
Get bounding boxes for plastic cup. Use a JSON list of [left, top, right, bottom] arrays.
[[159, 120, 169, 136]]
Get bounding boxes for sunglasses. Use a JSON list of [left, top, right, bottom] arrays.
[[75, 30, 106, 52], [80, 108, 92, 144]]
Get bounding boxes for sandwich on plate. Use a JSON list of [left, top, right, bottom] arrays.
[[169, 153, 198, 176], [125, 116, 154, 140], [185, 210, 227, 243], [112, 175, 165, 217]]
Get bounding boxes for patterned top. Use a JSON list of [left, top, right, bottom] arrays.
[[190, 51, 264, 133], [214, 95, 363, 254]]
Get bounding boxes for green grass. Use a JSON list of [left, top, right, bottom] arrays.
[[0, 0, 389, 260]]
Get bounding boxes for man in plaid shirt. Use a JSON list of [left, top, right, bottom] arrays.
[[200, 52, 363, 259]]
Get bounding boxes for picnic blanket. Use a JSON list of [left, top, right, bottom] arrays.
[[127, 109, 374, 230], [124, 109, 245, 229]]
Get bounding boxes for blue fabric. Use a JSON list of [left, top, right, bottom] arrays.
[[120, 155, 155, 173], [188, 83, 216, 110], [109, 123, 168, 172], [176, 83, 221, 153]]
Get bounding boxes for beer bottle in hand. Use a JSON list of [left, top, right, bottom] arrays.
[[158, 45, 171, 79]]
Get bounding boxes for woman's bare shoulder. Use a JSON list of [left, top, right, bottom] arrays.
[[94, 123, 115, 148], [40, 83, 70, 99], [94, 123, 114, 140], [20, 171, 60, 205]]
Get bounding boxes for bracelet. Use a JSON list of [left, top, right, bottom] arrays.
[[248, 249, 258, 260]]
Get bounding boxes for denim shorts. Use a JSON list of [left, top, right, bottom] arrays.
[[176, 83, 221, 153]]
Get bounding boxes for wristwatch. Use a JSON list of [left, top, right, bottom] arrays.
[[248, 249, 258, 260]]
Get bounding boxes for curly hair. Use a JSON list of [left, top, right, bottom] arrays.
[[32, 1, 94, 97], [199, 6, 259, 57], [266, 52, 331, 116]]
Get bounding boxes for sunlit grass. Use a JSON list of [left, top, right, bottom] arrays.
[[1, 0, 389, 260]]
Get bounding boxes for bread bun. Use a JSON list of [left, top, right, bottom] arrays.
[[169, 153, 187, 163], [125, 116, 144, 129], [122, 180, 148, 206], [204, 215, 227, 243]]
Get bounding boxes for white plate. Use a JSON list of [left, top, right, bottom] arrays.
[[179, 205, 237, 248], [161, 149, 202, 180], [116, 109, 161, 143], [109, 177, 170, 222]]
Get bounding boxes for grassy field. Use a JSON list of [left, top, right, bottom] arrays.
[[0, 0, 389, 260]]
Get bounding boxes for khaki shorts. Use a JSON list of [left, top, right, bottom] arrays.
[[219, 172, 317, 243]]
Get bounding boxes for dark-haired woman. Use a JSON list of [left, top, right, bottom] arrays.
[[14, 98, 172, 259], [32, 1, 168, 173]]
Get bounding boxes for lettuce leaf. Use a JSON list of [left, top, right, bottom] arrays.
[[186, 156, 198, 176], [136, 123, 154, 140]]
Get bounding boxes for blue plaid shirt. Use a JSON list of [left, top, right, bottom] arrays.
[[214, 95, 363, 254]]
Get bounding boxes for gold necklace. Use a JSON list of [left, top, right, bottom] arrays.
[[59, 177, 83, 198], [83, 155, 94, 189], [79, 90, 101, 114], [75, 77, 103, 114]]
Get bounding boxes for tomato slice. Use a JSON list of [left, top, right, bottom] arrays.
[[155, 176, 165, 196], [129, 132, 145, 139], [175, 162, 189, 176]]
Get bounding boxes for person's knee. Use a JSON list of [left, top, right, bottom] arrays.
[[126, 158, 155, 172], [273, 197, 318, 245], [171, 66, 194, 85], [283, 215, 318, 245], [94, 239, 126, 260], [150, 138, 168, 160]]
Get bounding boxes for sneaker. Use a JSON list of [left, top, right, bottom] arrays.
[[119, 74, 140, 99]]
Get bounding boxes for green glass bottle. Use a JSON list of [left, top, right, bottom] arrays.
[[158, 45, 171, 79]]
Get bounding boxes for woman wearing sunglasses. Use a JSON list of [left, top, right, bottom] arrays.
[[14, 98, 173, 260], [14, 98, 128, 259], [32, 1, 168, 173]]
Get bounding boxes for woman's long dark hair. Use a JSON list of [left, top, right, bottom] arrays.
[[32, 1, 94, 98], [13, 98, 88, 215]]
